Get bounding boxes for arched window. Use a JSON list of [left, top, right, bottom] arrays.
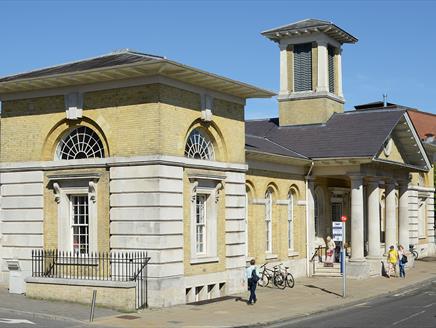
[[265, 188, 273, 253], [184, 129, 215, 160], [56, 126, 104, 160], [287, 190, 295, 250]]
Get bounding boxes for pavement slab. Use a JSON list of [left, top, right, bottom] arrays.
[[93, 261, 436, 328], [0, 284, 119, 324]]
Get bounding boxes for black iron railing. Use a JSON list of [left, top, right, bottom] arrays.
[[31, 249, 150, 308], [310, 245, 326, 263]]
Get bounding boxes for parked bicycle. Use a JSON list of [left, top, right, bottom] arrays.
[[409, 244, 419, 260], [277, 263, 295, 288], [258, 263, 286, 289]]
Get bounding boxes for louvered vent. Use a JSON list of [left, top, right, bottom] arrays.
[[294, 43, 312, 92], [328, 46, 335, 93]]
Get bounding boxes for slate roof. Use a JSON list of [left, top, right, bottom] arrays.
[[262, 18, 358, 44], [245, 109, 406, 159], [0, 51, 164, 83], [245, 135, 308, 160], [0, 50, 274, 99]]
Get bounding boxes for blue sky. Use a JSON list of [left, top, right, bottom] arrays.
[[1, 0, 435, 118]]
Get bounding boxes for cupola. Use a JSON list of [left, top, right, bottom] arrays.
[[262, 19, 358, 126]]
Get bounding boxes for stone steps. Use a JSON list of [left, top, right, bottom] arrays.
[[312, 272, 343, 277], [313, 262, 342, 277]]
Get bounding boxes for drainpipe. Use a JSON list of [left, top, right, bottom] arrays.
[[305, 161, 315, 277]]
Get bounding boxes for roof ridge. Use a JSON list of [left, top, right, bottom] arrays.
[[263, 136, 309, 159], [0, 50, 163, 81], [340, 108, 406, 115], [124, 50, 166, 60], [261, 18, 331, 34], [246, 134, 308, 159], [407, 108, 436, 118]]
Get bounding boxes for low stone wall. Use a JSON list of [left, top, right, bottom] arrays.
[[26, 277, 136, 312]]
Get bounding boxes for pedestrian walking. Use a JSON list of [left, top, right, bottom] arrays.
[[246, 259, 260, 305], [324, 236, 336, 267], [398, 245, 407, 278], [387, 245, 399, 278]]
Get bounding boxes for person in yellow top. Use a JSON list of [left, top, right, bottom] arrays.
[[387, 245, 399, 278]]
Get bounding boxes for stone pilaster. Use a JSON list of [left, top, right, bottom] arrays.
[[367, 178, 381, 258], [385, 180, 397, 254], [350, 175, 365, 261]]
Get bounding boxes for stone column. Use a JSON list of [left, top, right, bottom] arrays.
[[367, 178, 381, 258], [306, 177, 316, 277], [385, 180, 397, 254], [279, 43, 290, 96], [307, 178, 316, 253], [316, 41, 329, 92], [336, 48, 343, 98], [398, 180, 410, 248], [350, 175, 365, 261]]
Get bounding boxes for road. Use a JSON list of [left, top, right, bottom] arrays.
[[271, 283, 436, 328], [0, 308, 89, 328]]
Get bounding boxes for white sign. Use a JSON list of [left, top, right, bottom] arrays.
[[332, 222, 343, 241]]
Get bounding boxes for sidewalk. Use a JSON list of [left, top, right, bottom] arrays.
[[0, 283, 119, 324], [94, 260, 436, 328]]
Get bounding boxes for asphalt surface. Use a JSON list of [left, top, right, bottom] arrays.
[[0, 308, 87, 328], [0, 286, 118, 328], [270, 282, 436, 328]]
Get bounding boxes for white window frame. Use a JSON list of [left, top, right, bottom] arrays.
[[190, 179, 219, 264], [184, 129, 215, 160], [195, 194, 207, 255], [70, 194, 90, 254], [56, 126, 104, 160], [287, 191, 294, 251], [418, 198, 427, 239], [51, 176, 98, 254], [265, 189, 273, 253]]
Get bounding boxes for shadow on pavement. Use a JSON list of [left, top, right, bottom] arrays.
[[304, 284, 342, 297], [419, 257, 436, 262], [187, 295, 249, 305]]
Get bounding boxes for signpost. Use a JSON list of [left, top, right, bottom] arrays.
[[340, 215, 348, 298]]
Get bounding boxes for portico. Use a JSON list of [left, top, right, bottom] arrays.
[[307, 158, 426, 277]]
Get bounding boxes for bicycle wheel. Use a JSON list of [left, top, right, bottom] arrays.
[[258, 272, 270, 287], [286, 273, 295, 288], [274, 272, 286, 289]]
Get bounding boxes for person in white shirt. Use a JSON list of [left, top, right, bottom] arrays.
[[246, 259, 260, 305], [324, 236, 336, 267]]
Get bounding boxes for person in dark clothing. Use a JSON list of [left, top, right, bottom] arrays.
[[246, 259, 260, 305]]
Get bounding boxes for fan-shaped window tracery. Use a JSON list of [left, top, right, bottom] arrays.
[[184, 129, 215, 160], [56, 126, 105, 160]]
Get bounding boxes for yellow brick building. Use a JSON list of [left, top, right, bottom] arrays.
[[0, 19, 434, 310]]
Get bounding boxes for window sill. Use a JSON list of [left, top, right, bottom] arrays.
[[190, 256, 219, 265], [287, 250, 299, 257], [265, 253, 278, 261]]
